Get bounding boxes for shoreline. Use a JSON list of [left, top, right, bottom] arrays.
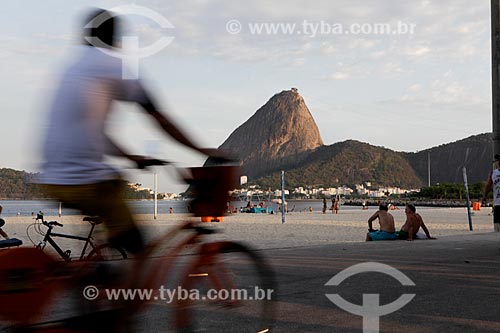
[[4, 207, 495, 252]]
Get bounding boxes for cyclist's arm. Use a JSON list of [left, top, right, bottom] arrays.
[[138, 93, 221, 157], [140, 100, 203, 152], [104, 135, 152, 168]]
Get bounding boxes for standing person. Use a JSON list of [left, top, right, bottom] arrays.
[[0, 206, 9, 239], [322, 197, 327, 214], [366, 203, 397, 241], [38, 8, 226, 254], [398, 204, 435, 241], [333, 197, 339, 214], [483, 154, 500, 231]]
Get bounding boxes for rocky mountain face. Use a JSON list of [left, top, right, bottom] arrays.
[[218, 89, 493, 188], [405, 133, 492, 185], [219, 89, 323, 179]]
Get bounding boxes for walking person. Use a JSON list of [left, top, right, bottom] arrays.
[[483, 153, 500, 231]]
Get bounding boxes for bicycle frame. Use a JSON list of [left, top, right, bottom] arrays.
[[39, 222, 98, 262]]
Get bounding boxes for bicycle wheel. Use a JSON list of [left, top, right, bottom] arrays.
[[174, 241, 276, 333], [87, 244, 127, 261]]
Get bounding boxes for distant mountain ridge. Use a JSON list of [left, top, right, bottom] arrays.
[[255, 140, 424, 189], [219, 89, 492, 188], [405, 133, 492, 185]]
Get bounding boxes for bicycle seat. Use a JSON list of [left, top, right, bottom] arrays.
[[83, 216, 104, 225]]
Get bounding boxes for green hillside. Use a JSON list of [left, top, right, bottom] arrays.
[[251, 140, 424, 189], [0, 168, 47, 199], [0, 168, 159, 200]]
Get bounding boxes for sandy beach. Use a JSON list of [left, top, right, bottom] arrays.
[[3, 207, 500, 333], [3, 207, 495, 255]]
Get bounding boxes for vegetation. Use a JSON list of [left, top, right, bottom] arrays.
[[410, 182, 486, 201], [0, 166, 488, 202], [247, 140, 424, 189], [0, 168, 48, 199], [0, 168, 161, 200]]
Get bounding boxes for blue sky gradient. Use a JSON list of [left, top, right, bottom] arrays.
[[0, 0, 492, 191]]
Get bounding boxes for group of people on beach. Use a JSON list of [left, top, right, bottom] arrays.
[[365, 203, 436, 241]]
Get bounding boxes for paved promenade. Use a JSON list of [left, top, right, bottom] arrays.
[[266, 232, 500, 332]]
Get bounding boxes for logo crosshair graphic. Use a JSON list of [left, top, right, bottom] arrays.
[[325, 262, 416, 333], [84, 4, 175, 79]]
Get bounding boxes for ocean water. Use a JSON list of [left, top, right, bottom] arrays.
[[0, 199, 373, 217]]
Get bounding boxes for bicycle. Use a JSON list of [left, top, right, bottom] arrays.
[[28, 214, 127, 262], [0, 162, 276, 333]]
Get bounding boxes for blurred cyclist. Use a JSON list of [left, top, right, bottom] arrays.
[[39, 8, 222, 254]]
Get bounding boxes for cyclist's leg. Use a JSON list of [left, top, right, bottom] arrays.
[[44, 180, 144, 254], [93, 180, 144, 254], [175, 241, 276, 333]]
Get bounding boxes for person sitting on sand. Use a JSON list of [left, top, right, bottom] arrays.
[[398, 204, 436, 241], [366, 203, 398, 241]]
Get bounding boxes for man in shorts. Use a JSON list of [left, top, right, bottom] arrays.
[[398, 204, 435, 241], [366, 203, 398, 241]]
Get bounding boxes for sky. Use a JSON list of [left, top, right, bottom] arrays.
[[0, 0, 493, 192]]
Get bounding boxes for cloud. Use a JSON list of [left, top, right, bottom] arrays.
[[407, 84, 421, 92], [329, 72, 350, 80], [385, 71, 488, 109], [404, 46, 431, 58], [320, 42, 337, 54]]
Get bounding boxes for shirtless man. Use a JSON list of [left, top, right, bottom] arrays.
[[398, 204, 435, 241], [366, 203, 398, 241]]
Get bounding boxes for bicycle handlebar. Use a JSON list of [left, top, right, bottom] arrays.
[[43, 221, 64, 227]]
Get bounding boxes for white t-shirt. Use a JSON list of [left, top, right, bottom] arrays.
[[40, 46, 148, 185], [493, 168, 500, 206]]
